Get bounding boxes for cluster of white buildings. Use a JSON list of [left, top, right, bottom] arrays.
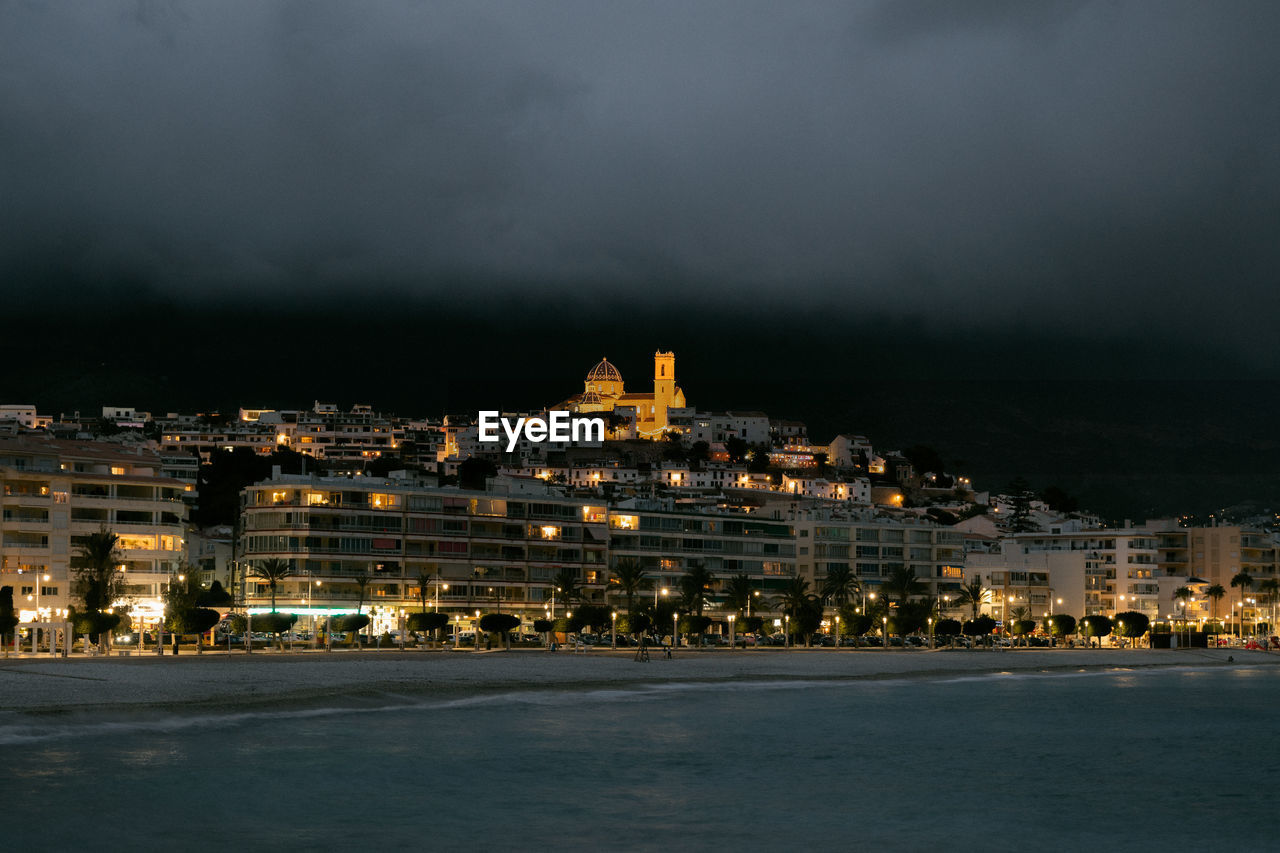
[[5, 350, 1280, 639], [0, 435, 191, 625]]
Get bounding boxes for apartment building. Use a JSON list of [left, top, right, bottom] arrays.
[[237, 473, 959, 630], [794, 514, 965, 601], [780, 475, 871, 504], [1144, 519, 1279, 625], [607, 503, 799, 603], [688, 412, 772, 446], [238, 475, 611, 630], [965, 548, 1087, 622], [155, 403, 407, 463], [1002, 527, 1164, 619], [0, 436, 190, 622]]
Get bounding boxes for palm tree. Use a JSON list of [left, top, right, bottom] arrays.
[[250, 558, 292, 612], [1259, 578, 1280, 633], [883, 566, 925, 609], [71, 529, 125, 653], [954, 577, 990, 622], [1206, 584, 1225, 620], [774, 576, 812, 645], [723, 573, 756, 615], [352, 572, 372, 613], [1231, 571, 1254, 635], [608, 558, 649, 616], [416, 570, 433, 613], [918, 593, 943, 621], [1173, 586, 1193, 644], [821, 564, 860, 608], [679, 566, 713, 617], [552, 567, 582, 608], [72, 529, 124, 615]]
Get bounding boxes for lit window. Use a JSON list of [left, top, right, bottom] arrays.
[[540, 526, 561, 540], [110, 467, 126, 476]]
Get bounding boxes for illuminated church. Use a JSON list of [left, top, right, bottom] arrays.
[[561, 351, 687, 438]]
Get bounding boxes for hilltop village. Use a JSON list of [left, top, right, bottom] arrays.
[[2, 351, 1277, 645]]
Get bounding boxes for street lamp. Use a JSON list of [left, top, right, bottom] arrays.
[[24, 572, 52, 621], [306, 574, 322, 649], [672, 611, 679, 651], [728, 613, 736, 651], [434, 578, 449, 612], [883, 614, 889, 648], [928, 616, 934, 649], [748, 589, 760, 617], [833, 614, 840, 649], [611, 611, 617, 649], [1178, 599, 1189, 649], [784, 614, 790, 647], [655, 586, 669, 607]]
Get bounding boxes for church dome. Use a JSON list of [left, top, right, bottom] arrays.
[[580, 390, 601, 405], [586, 357, 622, 384]]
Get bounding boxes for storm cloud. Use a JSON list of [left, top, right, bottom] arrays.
[[3, 1, 1280, 359]]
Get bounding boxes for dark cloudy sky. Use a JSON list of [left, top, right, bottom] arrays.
[[3, 1, 1280, 367]]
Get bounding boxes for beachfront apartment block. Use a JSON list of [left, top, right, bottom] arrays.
[[964, 549, 1088, 623], [237, 474, 962, 630], [993, 527, 1165, 620], [0, 436, 190, 623], [238, 475, 611, 625], [606, 503, 798, 601], [793, 515, 965, 603], [1145, 519, 1279, 626]]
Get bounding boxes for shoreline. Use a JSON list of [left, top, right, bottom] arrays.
[[2, 647, 1273, 716]]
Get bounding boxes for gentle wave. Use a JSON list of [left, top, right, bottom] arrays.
[[0, 664, 1260, 747]]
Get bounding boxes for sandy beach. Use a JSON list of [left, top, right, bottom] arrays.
[[1, 646, 1270, 714]]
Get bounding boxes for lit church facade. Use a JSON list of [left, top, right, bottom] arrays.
[[561, 351, 687, 438]]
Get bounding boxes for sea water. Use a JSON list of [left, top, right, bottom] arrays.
[[4, 665, 1277, 850]]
